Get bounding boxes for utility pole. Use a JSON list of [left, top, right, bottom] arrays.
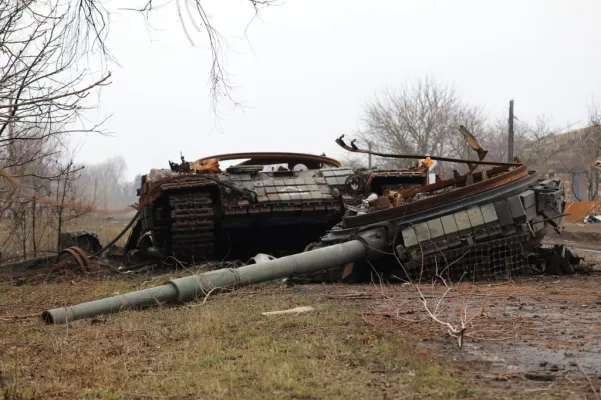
[[508, 99, 514, 163], [368, 141, 372, 168]]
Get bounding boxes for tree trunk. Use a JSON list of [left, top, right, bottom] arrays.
[[589, 166, 599, 201], [32, 197, 37, 258]]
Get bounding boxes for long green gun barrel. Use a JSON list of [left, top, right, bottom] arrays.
[[42, 239, 369, 324]]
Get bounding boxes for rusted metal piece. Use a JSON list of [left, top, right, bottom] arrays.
[[193, 152, 342, 168], [344, 164, 529, 228], [458, 125, 488, 161], [129, 152, 359, 262], [0, 246, 96, 284], [335, 134, 521, 167], [376, 164, 510, 204], [57, 246, 90, 271], [58, 231, 101, 254], [171, 152, 342, 174]]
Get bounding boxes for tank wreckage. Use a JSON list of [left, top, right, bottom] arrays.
[[123, 149, 439, 264], [120, 125, 568, 279], [122, 127, 498, 263], [34, 126, 592, 325]]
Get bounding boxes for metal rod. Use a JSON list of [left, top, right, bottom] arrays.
[[336, 136, 521, 167], [92, 210, 141, 257], [42, 240, 368, 324]]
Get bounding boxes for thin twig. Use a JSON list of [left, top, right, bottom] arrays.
[[576, 363, 600, 400]]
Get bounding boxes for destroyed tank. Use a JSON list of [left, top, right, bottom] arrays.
[[44, 128, 573, 325], [124, 152, 431, 262], [299, 133, 567, 283]]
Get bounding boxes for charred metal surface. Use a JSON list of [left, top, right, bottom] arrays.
[[58, 231, 101, 254], [304, 175, 568, 283], [169, 191, 216, 260], [458, 125, 488, 161], [127, 151, 433, 262], [300, 132, 569, 283], [119, 126, 572, 286], [344, 165, 529, 228], [0, 246, 99, 284], [527, 244, 585, 275]]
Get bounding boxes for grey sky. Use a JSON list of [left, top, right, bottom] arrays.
[[73, 0, 601, 181]]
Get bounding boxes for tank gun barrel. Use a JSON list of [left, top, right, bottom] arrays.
[[42, 239, 369, 324]]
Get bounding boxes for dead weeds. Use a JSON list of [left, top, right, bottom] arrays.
[[0, 277, 473, 400]]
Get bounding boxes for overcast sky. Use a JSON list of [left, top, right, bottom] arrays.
[[72, 0, 601, 181]]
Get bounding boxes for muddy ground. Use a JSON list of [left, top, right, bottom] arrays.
[[359, 223, 601, 398], [316, 273, 601, 399]]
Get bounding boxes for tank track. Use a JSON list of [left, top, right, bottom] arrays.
[[168, 191, 215, 262]]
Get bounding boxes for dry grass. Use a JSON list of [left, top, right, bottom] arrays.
[[0, 276, 473, 400], [0, 215, 131, 263]]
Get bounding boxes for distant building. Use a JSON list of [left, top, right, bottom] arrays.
[[520, 124, 601, 201]]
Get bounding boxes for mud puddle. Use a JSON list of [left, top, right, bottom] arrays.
[[452, 299, 601, 377]]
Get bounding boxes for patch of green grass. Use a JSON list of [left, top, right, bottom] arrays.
[[0, 278, 474, 399]]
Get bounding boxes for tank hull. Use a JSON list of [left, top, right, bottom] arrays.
[[127, 154, 428, 263]]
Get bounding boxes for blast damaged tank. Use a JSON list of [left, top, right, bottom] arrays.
[[299, 131, 567, 283], [123, 125, 569, 283], [43, 129, 577, 325], [124, 152, 431, 262]]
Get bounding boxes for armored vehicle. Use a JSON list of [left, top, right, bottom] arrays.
[[124, 152, 430, 262], [44, 129, 576, 325], [44, 141, 572, 325]]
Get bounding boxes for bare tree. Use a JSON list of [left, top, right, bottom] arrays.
[[0, 1, 112, 135], [577, 103, 601, 200], [359, 77, 487, 177], [0, 0, 112, 229], [1, 0, 283, 166], [0, 0, 284, 262], [50, 155, 100, 252], [477, 117, 529, 164], [71, 0, 283, 108], [515, 110, 601, 201]]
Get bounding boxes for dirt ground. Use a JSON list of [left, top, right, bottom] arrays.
[[2, 223, 601, 399], [335, 273, 601, 399]]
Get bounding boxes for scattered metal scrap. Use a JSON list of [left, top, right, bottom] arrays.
[[527, 244, 589, 275]]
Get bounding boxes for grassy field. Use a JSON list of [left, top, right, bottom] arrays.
[[0, 275, 472, 400]]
